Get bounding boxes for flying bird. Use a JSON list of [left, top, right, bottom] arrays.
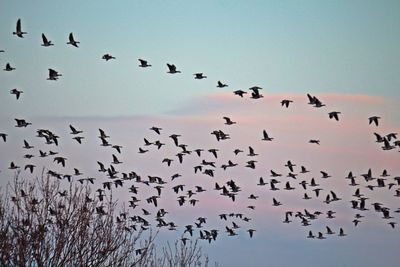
[[10, 88, 23, 99], [167, 63, 181, 74], [139, 59, 151, 67], [67, 32, 80, 47], [193, 73, 207, 79], [4, 63, 15, 71], [217, 81, 228, 88], [13, 19, 27, 38], [102, 54, 115, 61], [369, 116, 380, 126], [281, 99, 293, 108], [47, 68, 62, 80], [328, 111, 341, 121], [41, 33, 54, 46], [262, 130, 273, 141]]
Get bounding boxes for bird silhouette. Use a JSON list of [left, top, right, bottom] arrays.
[[67, 33, 80, 47], [41, 33, 54, 46], [167, 63, 181, 74], [13, 19, 27, 38]]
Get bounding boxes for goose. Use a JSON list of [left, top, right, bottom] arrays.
[[112, 145, 122, 153], [0, 133, 7, 142], [320, 171, 331, 178], [373, 133, 384, 143], [217, 81, 228, 88], [247, 146, 258, 156], [285, 160, 296, 172], [257, 177, 268, 186], [23, 140, 34, 149], [169, 134, 180, 146], [9, 162, 20, 169], [368, 116, 380, 126], [269, 172, 282, 180], [326, 226, 335, 235], [15, 118, 31, 127], [47, 68, 61, 80], [307, 231, 315, 238], [284, 181, 295, 190], [69, 124, 83, 135], [386, 132, 397, 141], [249, 86, 263, 99], [223, 116, 236, 125], [309, 139, 320, 145], [208, 148, 219, 158], [328, 111, 341, 121], [262, 130, 273, 141], [41, 33, 54, 46], [233, 90, 247, 97], [193, 73, 207, 79], [13, 19, 27, 38], [247, 229, 255, 238], [317, 232, 326, 239], [67, 32, 80, 47], [24, 164, 35, 174], [10, 88, 23, 99], [281, 99, 293, 108], [338, 228, 346, 236], [272, 197, 282, 206], [138, 59, 151, 67], [97, 129, 109, 139], [112, 154, 122, 164], [382, 138, 395, 150], [4, 63, 15, 71], [53, 156, 67, 167], [102, 54, 115, 61], [150, 126, 162, 134], [167, 63, 181, 73]]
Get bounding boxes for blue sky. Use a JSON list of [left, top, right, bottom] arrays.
[[1, 0, 400, 117], [1, 1, 400, 266]]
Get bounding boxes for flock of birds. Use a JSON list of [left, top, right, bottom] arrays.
[[1, 19, 400, 244]]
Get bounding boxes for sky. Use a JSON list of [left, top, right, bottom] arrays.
[[1, 1, 400, 267]]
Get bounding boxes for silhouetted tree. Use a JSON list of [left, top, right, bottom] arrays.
[[0, 171, 213, 267]]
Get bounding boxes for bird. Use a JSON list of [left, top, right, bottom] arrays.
[[272, 198, 282, 206], [262, 130, 273, 141], [223, 117, 236, 125], [193, 73, 207, 79], [15, 118, 31, 127], [10, 88, 23, 100], [249, 86, 263, 99], [217, 81, 228, 88], [47, 68, 62, 80], [69, 125, 83, 135], [13, 19, 27, 38], [233, 90, 247, 97], [247, 229, 255, 238], [4, 63, 15, 71], [150, 126, 162, 135], [328, 111, 341, 121], [138, 59, 151, 67], [23, 140, 34, 149], [285, 161, 296, 172], [309, 139, 320, 145], [102, 54, 115, 61], [67, 33, 80, 47], [53, 156, 67, 167], [281, 99, 293, 108], [368, 116, 380, 126], [169, 134, 181, 146], [167, 63, 181, 74], [41, 33, 54, 47], [0, 133, 7, 142]]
